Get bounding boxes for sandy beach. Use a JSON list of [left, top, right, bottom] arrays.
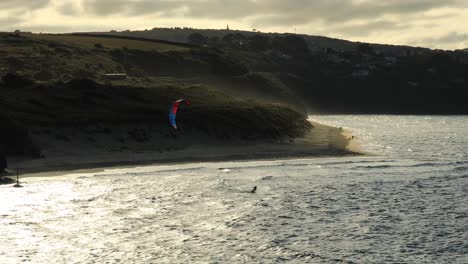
[[4, 120, 361, 178]]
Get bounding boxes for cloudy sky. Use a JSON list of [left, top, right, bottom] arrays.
[[1, 0, 467, 50]]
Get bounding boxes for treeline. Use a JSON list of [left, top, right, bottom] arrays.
[[279, 49, 468, 114]]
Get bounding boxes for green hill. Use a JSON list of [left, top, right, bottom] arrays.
[[1, 29, 467, 157], [92, 28, 468, 114], [0, 32, 311, 156]]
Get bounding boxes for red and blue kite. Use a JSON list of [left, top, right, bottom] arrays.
[[169, 99, 191, 129]]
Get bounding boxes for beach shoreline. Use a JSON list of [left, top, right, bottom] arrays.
[[3, 120, 363, 179]]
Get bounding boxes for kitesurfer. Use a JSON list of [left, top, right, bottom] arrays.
[[250, 186, 257, 193], [169, 99, 191, 130]]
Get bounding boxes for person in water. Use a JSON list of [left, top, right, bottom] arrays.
[[250, 186, 257, 193]]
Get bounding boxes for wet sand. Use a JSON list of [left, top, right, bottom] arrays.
[[5, 120, 361, 178]]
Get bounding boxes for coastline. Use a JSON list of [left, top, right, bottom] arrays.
[[4, 120, 362, 178]]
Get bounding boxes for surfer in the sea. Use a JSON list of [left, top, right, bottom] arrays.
[[250, 186, 257, 193]]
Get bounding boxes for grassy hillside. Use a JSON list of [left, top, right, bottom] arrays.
[[0, 32, 298, 103], [2, 29, 467, 155], [95, 27, 433, 55], [0, 32, 311, 156], [94, 28, 468, 114], [30, 34, 190, 52]]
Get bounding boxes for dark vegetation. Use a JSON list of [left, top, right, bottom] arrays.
[[1, 29, 467, 155], [0, 32, 310, 156], [0, 112, 40, 156], [0, 176, 15, 185], [99, 28, 468, 114]]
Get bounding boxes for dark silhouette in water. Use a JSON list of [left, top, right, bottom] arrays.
[[250, 186, 257, 193], [13, 168, 22, 188]]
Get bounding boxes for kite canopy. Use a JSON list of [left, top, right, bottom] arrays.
[[169, 99, 191, 129]]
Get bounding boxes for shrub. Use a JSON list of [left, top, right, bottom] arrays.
[[33, 70, 53, 81], [0, 113, 41, 156], [1, 73, 33, 88]]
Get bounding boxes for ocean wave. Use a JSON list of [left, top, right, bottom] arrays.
[[351, 161, 467, 171], [415, 174, 468, 183], [93, 166, 210, 177], [463, 183, 468, 193], [210, 159, 393, 172], [318, 159, 392, 166], [353, 165, 393, 169], [453, 167, 468, 172]]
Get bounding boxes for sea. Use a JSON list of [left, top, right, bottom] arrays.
[[1, 115, 467, 264]]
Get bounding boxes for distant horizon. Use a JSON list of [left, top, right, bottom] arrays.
[[1, 1, 467, 50]]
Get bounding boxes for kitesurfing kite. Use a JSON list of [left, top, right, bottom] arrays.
[[169, 99, 191, 129]]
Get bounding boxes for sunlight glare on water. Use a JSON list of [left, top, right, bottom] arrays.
[[1, 116, 467, 263]]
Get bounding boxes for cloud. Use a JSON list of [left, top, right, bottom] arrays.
[[76, 0, 464, 24], [58, 2, 82, 16], [0, 0, 467, 49], [331, 20, 410, 37], [0, 0, 50, 11], [419, 32, 468, 47], [437, 32, 468, 43], [0, 16, 24, 26], [0, 0, 51, 30], [82, 0, 185, 16]]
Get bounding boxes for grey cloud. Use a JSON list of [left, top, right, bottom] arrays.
[[376, 0, 457, 15], [0, 0, 465, 49], [74, 0, 468, 51], [331, 20, 410, 37], [58, 2, 81, 16], [422, 23, 438, 29], [0, 16, 24, 26], [82, 0, 130, 15], [245, 0, 459, 29], [436, 32, 468, 43], [0, 0, 50, 31], [409, 31, 468, 49], [278, 0, 460, 24], [82, 0, 185, 16], [0, 0, 50, 10], [76, 0, 468, 29]]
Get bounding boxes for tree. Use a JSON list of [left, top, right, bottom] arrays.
[[222, 33, 247, 48], [273, 35, 309, 56], [249, 35, 271, 51], [187, 32, 207, 45], [356, 43, 374, 54], [1, 73, 33, 88], [208, 36, 220, 45]]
